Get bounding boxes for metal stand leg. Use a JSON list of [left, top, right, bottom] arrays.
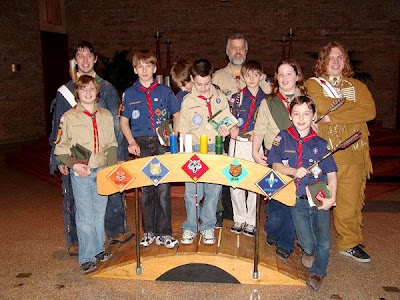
[[135, 188, 143, 275], [252, 194, 261, 280]]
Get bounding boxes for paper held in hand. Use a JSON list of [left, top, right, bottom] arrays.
[[207, 109, 238, 132], [157, 119, 173, 146]]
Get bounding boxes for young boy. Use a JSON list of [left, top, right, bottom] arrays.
[[170, 59, 193, 103], [55, 75, 117, 273], [177, 59, 238, 245], [228, 60, 265, 237], [267, 96, 337, 291], [49, 41, 131, 256], [120, 50, 180, 249]]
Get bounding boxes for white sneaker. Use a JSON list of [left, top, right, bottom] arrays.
[[201, 229, 215, 245], [181, 230, 196, 245], [140, 232, 155, 247], [243, 224, 255, 237], [156, 235, 179, 249]]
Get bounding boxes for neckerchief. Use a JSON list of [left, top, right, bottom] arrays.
[[287, 125, 317, 186], [278, 92, 294, 112], [198, 95, 213, 118], [82, 110, 99, 154], [139, 80, 159, 131], [240, 88, 257, 133]]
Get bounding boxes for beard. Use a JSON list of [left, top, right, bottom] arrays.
[[229, 54, 246, 66]]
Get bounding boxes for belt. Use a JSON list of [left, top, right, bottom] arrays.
[[298, 195, 308, 200]]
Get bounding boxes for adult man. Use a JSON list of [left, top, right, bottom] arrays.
[[49, 41, 133, 255], [212, 33, 271, 225], [306, 42, 376, 262]]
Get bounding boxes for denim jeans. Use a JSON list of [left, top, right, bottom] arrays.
[[104, 192, 130, 238], [182, 182, 221, 233], [264, 199, 295, 252], [290, 197, 331, 276], [136, 136, 172, 235], [61, 174, 78, 247], [71, 168, 108, 264]]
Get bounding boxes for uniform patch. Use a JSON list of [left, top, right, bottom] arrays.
[[155, 108, 162, 116], [192, 113, 203, 126], [272, 135, 282, 146], [313, 148, 318, 154], [216, 98, 221, 104], [132, 110, 140, 119], [154, 97, 159, 102], [310, 164, 322, 178], [237, 117, 244, 127]]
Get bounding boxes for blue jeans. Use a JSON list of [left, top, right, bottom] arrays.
[[136, 136, 172, 235], [264, 199, 295, 252], [182, 182, 221, 233], [105, 192, 130, 238], [290, 197, 331, 276], [71, 168, 108, 264], [61, 174, 78, 247]]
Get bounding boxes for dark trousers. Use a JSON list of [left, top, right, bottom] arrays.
[[136, 136, 172, 235], [264, 199, 295, 252]]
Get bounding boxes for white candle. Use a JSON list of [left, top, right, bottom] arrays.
[[179, 134, 184, 153], [184, 134, 193, 153]]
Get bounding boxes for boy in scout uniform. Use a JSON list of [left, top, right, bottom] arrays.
[[120, 50, 180, 249]]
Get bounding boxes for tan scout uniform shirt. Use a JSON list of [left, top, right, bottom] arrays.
[[55, 103, 118, 168], [212, 64, 272, 97], [177, 85, 230, 145]]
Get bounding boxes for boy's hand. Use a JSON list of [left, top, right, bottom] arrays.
[[72, 164, 91, 177], [317, 195, 336, 210], [253, 152, 268, 166], [128, 141, 141, 156], [294, 167, 309, 179], [58, 164, 69, 176], [229, 125, 239, 139], [218, 125, 230, 137]]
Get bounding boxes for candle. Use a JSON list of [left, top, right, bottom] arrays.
[[184, 134, 192, 153], [170, 133, 178, 154], [179, 134, 184, 153], [215, 135, 223, 155], [200, 135, 208, 154]]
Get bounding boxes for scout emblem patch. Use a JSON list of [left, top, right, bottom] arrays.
[[107, 164, 135, 192], [142, 156, 170, 185], [256, 170, 285, 196], [182, 154, 209, 182], [272, 135, 282, 147], [222, 159, 248, 188]]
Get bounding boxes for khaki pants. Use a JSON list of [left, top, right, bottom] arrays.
[[333, 163, 366, 251]]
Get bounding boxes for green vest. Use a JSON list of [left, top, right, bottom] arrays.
[[266, 94, 292, 130]]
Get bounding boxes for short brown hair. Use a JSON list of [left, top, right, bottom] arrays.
[[240, 60, 263, 77], [191, 59, 214, 78], [289, 95, 316, 115], [132, 50, 157, 68], [74, 75, 100, 102], [314, 42, 354, 78], [271, 59, 306, 95], [170, 59, 193, 88]]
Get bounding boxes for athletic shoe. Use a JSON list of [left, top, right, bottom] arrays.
[[275, 247, 290, 260], [201, 229, 216, 245], [230, 222, 244, 234], [307, 274, 323, 291], [81, 261, 97, 274], [301, 252, 315, 269], [95, 251, 112, 262], [139, 232, 156, 247], [339, 244, 371, 262], [68, 243, 79, 256], [215, 212, 223, 229], [243, 224, 255, 237], [109, 231, 135, 244], [181, 230, 197, 245], [156, 235, 179, 249]]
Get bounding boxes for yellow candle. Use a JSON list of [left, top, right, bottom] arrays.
[[200, 135, 208, 153]]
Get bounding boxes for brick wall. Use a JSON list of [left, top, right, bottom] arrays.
[[0, 1, 45, 144], [0, 1, 399, 144]]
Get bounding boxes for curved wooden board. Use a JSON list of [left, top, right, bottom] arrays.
[[97, 153, 296, 206]]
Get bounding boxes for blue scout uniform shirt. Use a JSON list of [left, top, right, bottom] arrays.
[[267, 126, 337, 196], [121, 79, 180, 137], [231, 87, 264, 133], [176, 89, 189, 104], [49, 76, 128, 175]]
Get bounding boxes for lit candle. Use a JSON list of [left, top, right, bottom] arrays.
[[200, 135, 208, 154], [215, 135, 223, 155], [170, 133, 178, 154], [184, 134, 192, 153]]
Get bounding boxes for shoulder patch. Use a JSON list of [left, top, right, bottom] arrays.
[[272, 135, 282, 147]]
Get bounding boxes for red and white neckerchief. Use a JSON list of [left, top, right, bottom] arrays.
[[278, 92, 293, 112], [198, 95, 213, 118], [240, 88, 257, 133], [139, 80, 159, 131], [287, 126, 317, 187], [83, 110, 99, 154]]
